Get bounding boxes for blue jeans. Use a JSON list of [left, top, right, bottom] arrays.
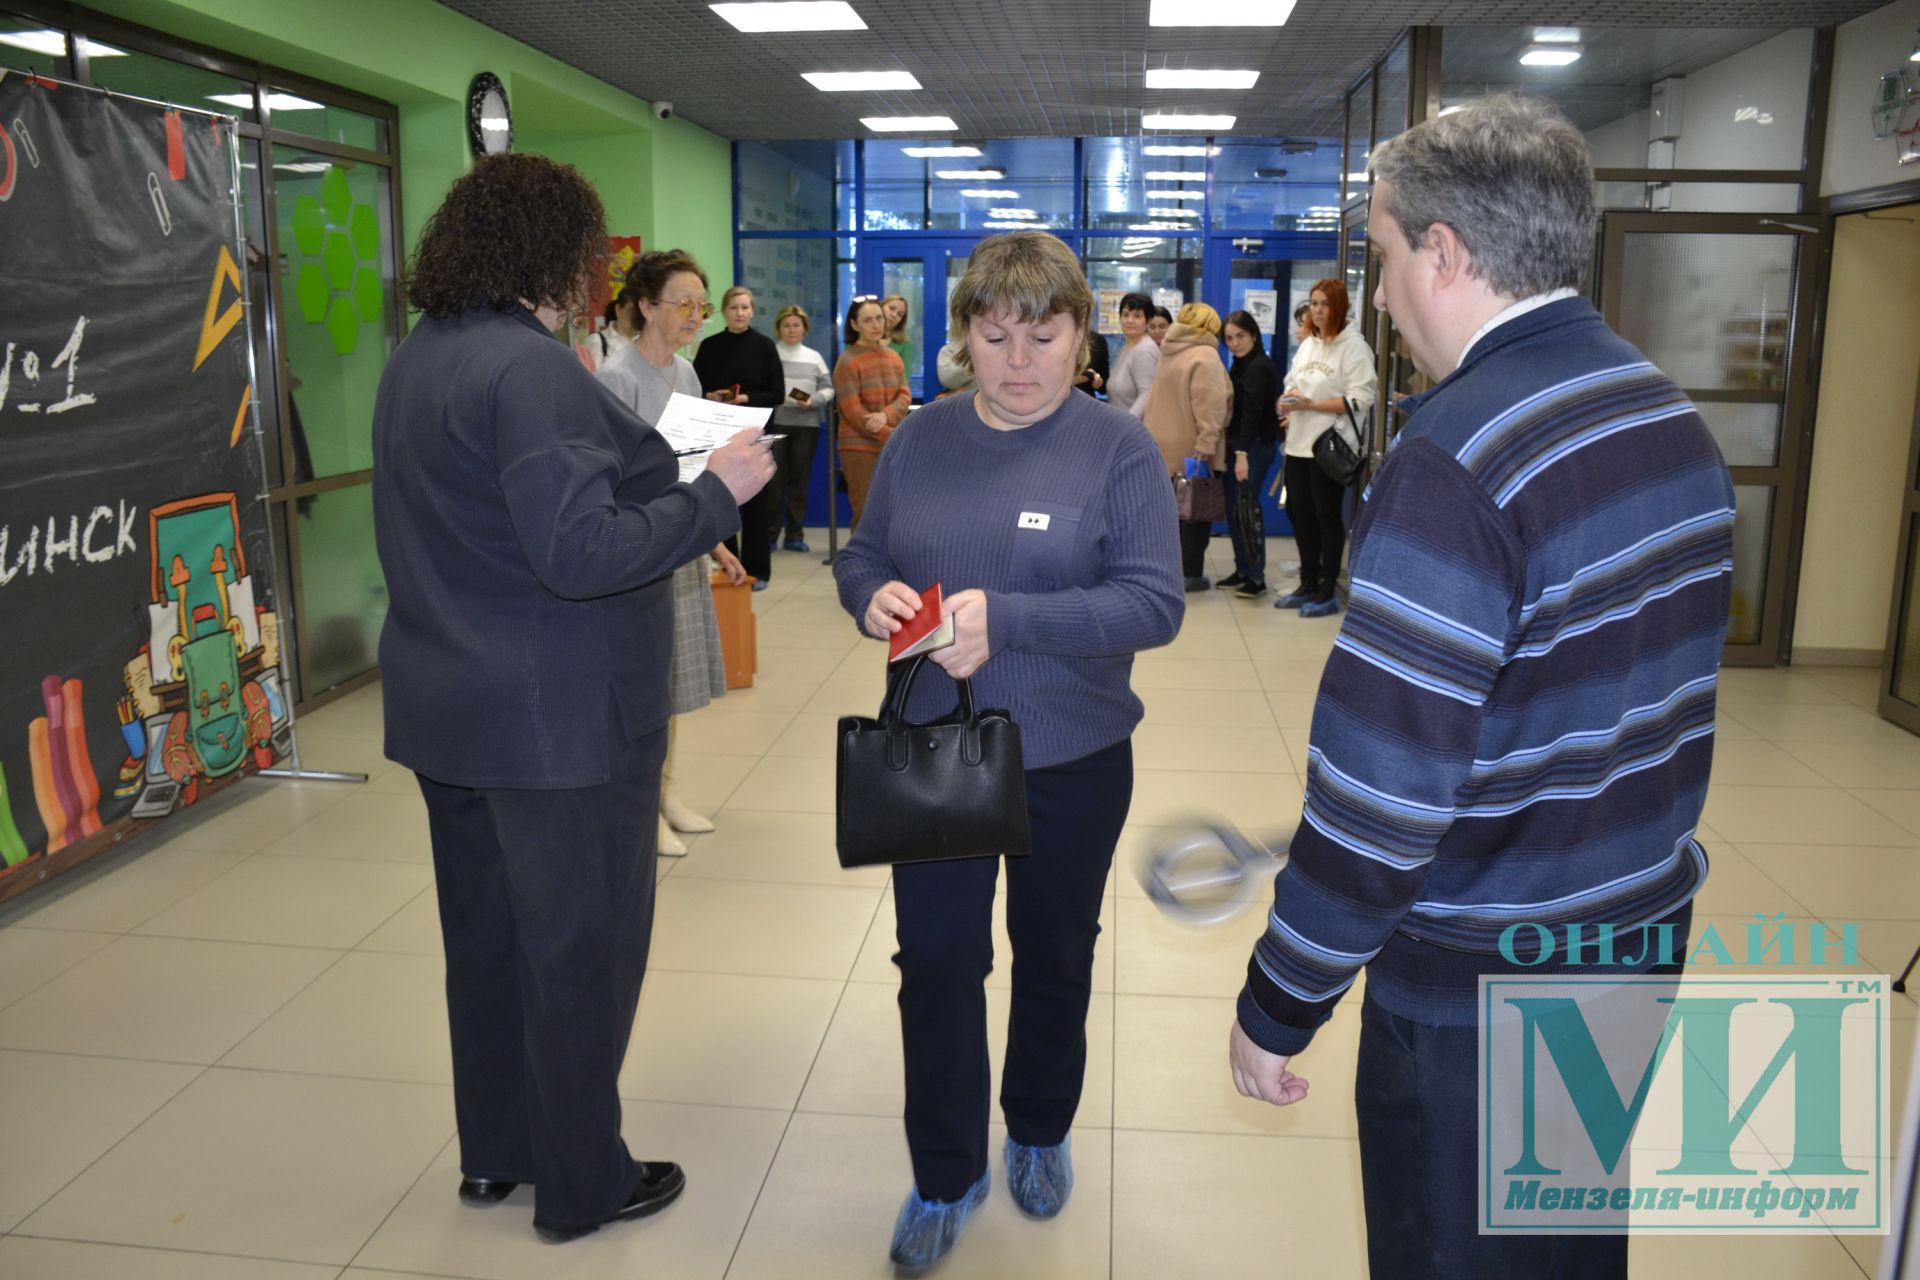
[[1222, 440, 1276, 583]]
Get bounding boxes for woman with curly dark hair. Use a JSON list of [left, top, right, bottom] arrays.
[[372, 153, 772, 1246]]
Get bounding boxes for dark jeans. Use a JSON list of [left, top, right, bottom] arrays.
[[416, 721, 666, 1236], [725, 478, 780, 582], [1355, 912, 1691, 1279], [890, 740, 1133, 1201], [1284, 452, 1347, 600], [1178, 519, 1212, 579], [768, 427, 820, 540], [1223, 439, 1277, 583]]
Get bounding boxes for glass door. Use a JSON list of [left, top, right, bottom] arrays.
[[1203, 235, 1342, 531], [857, 238, 975, 402], [1598, 213, 1821, 666], [1882, 378, 1920, 734]]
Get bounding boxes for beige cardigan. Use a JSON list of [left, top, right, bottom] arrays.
[[1139, 324, 1231, 476]]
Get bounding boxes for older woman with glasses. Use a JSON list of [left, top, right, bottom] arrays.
[[835, 231, 1183, 1270], [374, 158, 770, 1243], [599, 251, 756, 855], [833, 295, 910, 530]]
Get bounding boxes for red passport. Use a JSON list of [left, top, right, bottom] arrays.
[[888, 582, 955, 662]]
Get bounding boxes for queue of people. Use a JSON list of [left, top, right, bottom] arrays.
[[370, 96, 1714, 1276]]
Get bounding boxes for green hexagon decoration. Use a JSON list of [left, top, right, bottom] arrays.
[[291, 162, 384, 349], [351, 266, 383, 324], [348, 203, 379, 262], [322, 231, 355, 290], [295, 263, 330, 324], [320, 165, 352, 224], [292, 197, 326, 256], [325, 296, 359, 356]]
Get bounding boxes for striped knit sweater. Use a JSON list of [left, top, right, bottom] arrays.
[[1237, 297, 1736, 1054], [833, 391, 1185, 768], [833, 343, 910, 455]]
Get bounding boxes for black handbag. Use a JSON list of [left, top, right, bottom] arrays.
[[835, 654, 1031, 868], [1174, 461, 1226, 523], [1312, 397, 1365, 486]]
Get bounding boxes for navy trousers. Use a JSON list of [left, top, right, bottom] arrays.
[[890, 740, 1133, 1201], [1355, 908, 1690, 1279], [416, 720, 666, 1236]]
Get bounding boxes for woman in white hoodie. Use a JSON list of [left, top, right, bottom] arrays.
[[1275, 277, 1376, 618], [770, 305, 836, 552]]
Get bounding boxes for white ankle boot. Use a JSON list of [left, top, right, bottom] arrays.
[[657, 814, 687, 857], [662, 790, 714, 834]]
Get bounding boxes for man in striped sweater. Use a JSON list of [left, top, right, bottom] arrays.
[[1228, 95, 1735, 1278]]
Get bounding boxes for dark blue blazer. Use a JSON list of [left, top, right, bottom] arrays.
[[372, 305, 738, 788]]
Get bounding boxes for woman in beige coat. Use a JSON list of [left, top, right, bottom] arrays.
[[1139, 302, 1231, 590]]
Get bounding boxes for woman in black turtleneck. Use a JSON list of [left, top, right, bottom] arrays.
[[1220, 308, 1281, 598], [694, 287, 787, 588]]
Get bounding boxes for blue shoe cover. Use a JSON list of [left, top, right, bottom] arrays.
[[888, 1172, 989, 1270], [1299, 597, 1341, 618], [1004, 1136, 1073, 1218]]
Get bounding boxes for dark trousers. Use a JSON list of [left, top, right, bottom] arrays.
[[725, 479, 780, 583], [1223, 439, 1277, 583], [1178, 519, 1212, 579], [1284, 453, 1347, 600], [416, 722, 666, 1236], [768, 428, 820, 540], [1354, 913, 1690, 1280], [890, 740, 1132, 1201]]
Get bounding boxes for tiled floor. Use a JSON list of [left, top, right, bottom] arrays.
[[0, 531, 1914, 1279]]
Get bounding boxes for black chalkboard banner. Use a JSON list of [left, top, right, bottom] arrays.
[[0, 70, 295, 902]]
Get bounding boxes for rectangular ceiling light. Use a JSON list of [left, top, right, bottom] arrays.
[[958, 188, 1018, 198], [1142, 113, 1235, 131], [903, 145, 982, 157], [1519, 45, 1581, 66], [1147, 189, 1205, 200], [0, 30, 127, 57], [935, 168, 1004, 179], [1144, 69, 1259, 90], [208, 91, 325, 112], [865, 116, 957, 132], [711, 2, 866, 32], [1149, 0, 1296, 26], [987, 208, 1040, 219], [1143, 144, 1221, 156], [981, 220, 1038, 229], [803, 71, 921, 91], [1146, 207, 1199, 218], [1142, 170, 1204, 181]]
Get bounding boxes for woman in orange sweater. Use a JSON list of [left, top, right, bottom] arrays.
[[833, 295, 911, 529]]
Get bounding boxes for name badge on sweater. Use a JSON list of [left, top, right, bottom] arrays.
[[1017, 511, 1050, 531]]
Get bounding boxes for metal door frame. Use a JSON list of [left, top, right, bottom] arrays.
[[857, 237, 977, 399], [1598, 211, 1824, 666], [1879, 369, 1920, 733]]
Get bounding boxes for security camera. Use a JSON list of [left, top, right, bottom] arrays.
[[652, 101, 673, 120]]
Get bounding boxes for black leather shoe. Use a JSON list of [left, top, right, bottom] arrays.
[[458, 1177, 518, 1206], [535, 1162, 686, 1243]]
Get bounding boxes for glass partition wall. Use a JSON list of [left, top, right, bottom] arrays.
[[1326, 25, 1828, 666], [0, 4, 404, 708]]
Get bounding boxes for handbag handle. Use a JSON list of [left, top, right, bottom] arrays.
[[879, 653, 978, 727], [878, 654, 985, 768]]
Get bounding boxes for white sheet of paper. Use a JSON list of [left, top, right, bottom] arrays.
[[653, 391, 773, 482]]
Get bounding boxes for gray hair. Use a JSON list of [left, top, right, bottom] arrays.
[[1368, 94, 1595, 299]]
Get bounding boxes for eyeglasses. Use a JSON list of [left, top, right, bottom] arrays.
[[660, 296, 716, 320]]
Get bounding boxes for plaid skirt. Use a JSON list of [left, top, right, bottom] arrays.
[[669, 558, 728, 716]]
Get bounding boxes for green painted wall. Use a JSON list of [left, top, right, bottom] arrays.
[[83, 0, 734, 285]]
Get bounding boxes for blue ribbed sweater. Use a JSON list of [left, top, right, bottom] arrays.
[[1238, 297, 1736, 1054], [833, 391, 1185, 768]]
